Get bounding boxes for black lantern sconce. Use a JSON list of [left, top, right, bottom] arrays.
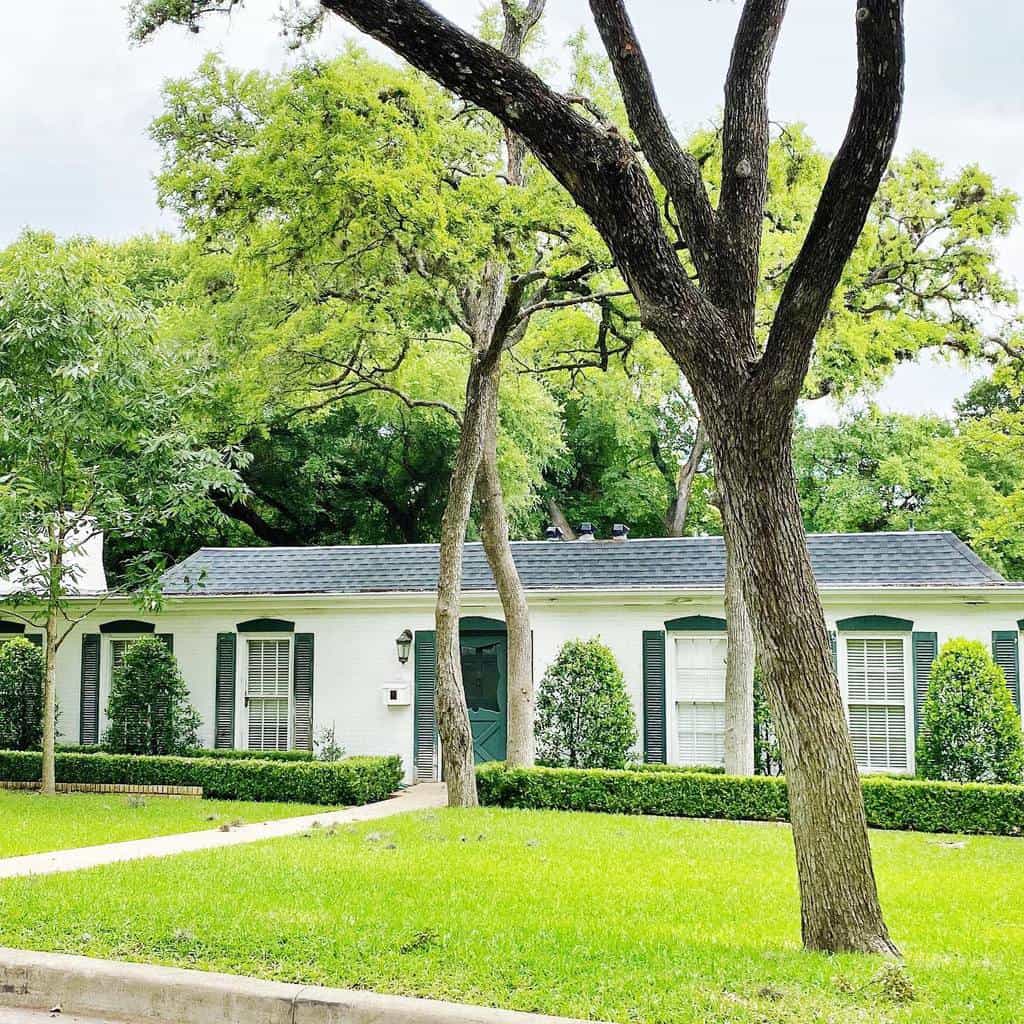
[[396, 628, 413, 664]]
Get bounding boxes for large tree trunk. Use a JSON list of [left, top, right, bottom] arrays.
[[435, 352, 501, 807], [475, 364, 534, 767], [708, 409, 897, 955], [40, 603, 58, 796], [722, 524, 755, 777]]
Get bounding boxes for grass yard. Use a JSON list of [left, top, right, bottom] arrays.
[[0, 790, 330, 858], [0, 808, 1021, 1023]]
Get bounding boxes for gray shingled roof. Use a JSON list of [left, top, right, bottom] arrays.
[[159, 531, 1007, 596]]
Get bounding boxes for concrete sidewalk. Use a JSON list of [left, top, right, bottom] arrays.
[[0, 783, 446, 879], [0, 947, 608, 1024]]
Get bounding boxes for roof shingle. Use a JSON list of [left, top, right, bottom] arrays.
[[158, 531, 1007, 596]]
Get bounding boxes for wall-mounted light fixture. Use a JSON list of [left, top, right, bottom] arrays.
[[396, 628, 413, 664]]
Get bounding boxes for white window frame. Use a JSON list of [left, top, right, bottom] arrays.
[[839, 631, 914, 775], [237, 633, 293, 752], [667, 630, 729, 768], [100, 634, 149, 738]]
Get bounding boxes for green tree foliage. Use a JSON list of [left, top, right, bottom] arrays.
[[916, 639, 1024, 784], [0, 638, 44, 752], [794, 402, 1024, 578], [148, 50, 590, 542], [0, 231, 241, 789], [535, 638, 637, 769], [104, 637, 201, 755]]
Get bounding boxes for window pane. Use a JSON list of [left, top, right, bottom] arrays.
[[246, 639, 291, 750], [846, 637, 906, 771]]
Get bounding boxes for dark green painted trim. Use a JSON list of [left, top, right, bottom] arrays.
[[0, 621, 26, 634], [642, 630, 667, 763], [992, 630, 1021, 713], [1016, 619, 1024, 631], [79, 633, 101, 745], [236, 617, 295, 633], [99, 619, 155, 635], [459, 616, 506, 633], [912, 631, 938, 737], [27, 634, 43, 649], [414, 630, 438, 782], [836, 615, 914, 632], [664, 614, 727, 632], [293, 633, 315, 752], [214, 633, 237, 749]]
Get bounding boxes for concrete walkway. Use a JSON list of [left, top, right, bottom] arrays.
[[0, 947, 607, 1024], [0, 783, 446, 880]]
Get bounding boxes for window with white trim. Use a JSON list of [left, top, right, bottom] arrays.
[[845, 636, 908, 771], [674, 635, 727, 767], [109, 637, 138, 675], [245, 637, 291, 751]]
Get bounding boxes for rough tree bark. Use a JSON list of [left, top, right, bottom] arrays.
[[434, 342, 502, 807], [315, 0, 906, 955], [475, 360, 534, 766], [546, 498, 576, 540], [664, 420, 707, 538], [722, 520, 755, 777]]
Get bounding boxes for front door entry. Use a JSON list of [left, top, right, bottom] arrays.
[[460, 632, 508, 763]]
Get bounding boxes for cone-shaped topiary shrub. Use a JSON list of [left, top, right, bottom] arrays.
[[104, 636, 201, 756], [535, 637, 637, 769], [917, 638, 1024, 784], [0, 637, 44, 751]]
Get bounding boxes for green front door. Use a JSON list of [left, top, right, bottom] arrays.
[[460, 632, 507, 763]]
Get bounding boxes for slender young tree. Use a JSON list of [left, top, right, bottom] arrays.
[[132, 0, 906, 953], [0, 233, 240, 793]]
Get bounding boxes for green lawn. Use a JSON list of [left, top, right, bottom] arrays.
[[0, 808, 1021, 1023], [0, 791, 330, 858]]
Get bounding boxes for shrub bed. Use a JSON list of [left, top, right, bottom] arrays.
[[477, 763, 1024, 837], [57, 744, 314, 762], [0, 751, 402, 805]]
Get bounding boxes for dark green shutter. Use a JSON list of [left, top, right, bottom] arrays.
[[79, 633, 101, 744], [214, 633, 237, 749], [642, 630, 667, 763], [157, 633, 173, 652], [829, 631, 838, 678], [293, 633, 314, 752], [992, 631, 1021, 713], [413, 630, 437, 782], [27, 634, 43, 649], [911, 632, 938, 736]]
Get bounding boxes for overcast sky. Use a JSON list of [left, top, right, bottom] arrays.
[[3, 1, 1021, 423]]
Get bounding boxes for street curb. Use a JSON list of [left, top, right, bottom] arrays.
[[0, 948, 610, 1024]]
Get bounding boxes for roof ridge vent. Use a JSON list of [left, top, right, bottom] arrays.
[[577, 522, 596, 542]]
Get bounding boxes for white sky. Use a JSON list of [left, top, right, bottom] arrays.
[[3, 1, 1021, 424]]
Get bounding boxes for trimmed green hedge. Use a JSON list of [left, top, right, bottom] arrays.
[[628, 761, 725, 775], [57, 744, 314, 762], [477, 763, 1024, 837], [0, 751, 402, 805]]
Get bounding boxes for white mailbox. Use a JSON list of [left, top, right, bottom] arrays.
[[382, 682, 412, 707]]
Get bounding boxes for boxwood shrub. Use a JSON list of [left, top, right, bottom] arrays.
[[0, 750, 402, 805], [477, 763, 1024, 837], [57, 744, 315, 762]]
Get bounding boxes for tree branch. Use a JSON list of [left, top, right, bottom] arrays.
[[319, 0, 723, 351], [717, 0, 787, 329], [759, 0, 905, 404], [587, 0, 718, 282]]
